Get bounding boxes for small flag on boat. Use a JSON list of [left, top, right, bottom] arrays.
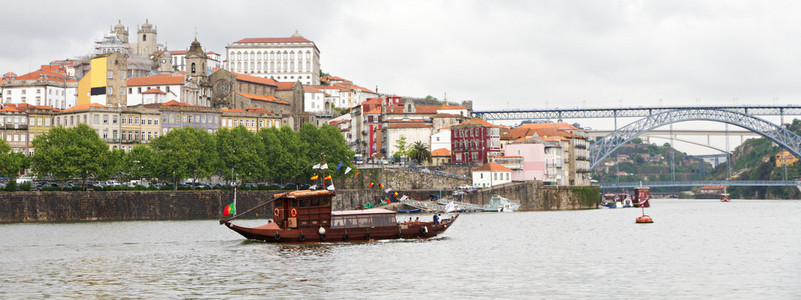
[[223, 202, 236, 216], [320, 164, 329, 170], [394, 192, 398, 196], [312, 163, 321, 169], [344, 167, 352, 174], [368, 181, 375, 188], [337, 162, 344, 170], [379, 183, 384, 188], [310, 174, 319, 181], [327, 184, 335, 191], [353, 170, 359, 177], [324, 175, 332, 180]]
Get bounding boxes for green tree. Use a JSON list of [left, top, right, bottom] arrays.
[[408, 141, 431, 164], [299, 123, 355, 177], [31, 124, 111, 190], [393, 135, 409, 162], [259, 126, 307, 183], [216, 126, 265, 184], [150, 127, 217, 190], [0, 140, 29, 182], [122, 144, 158, 181], [631, 138, 642, 144]]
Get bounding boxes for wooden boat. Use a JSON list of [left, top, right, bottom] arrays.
[[633, 187, 650, 207], [720, 193, 731, 202], [220, 189, 458, 243]]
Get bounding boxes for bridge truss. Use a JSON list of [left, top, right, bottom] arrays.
[[472, 105, 801, 121], [599, 180, 801, 189], [589, 108, 801, 168]]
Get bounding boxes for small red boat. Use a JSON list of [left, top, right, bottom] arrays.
[[636, 215, 653, 223], [635, 187, 653, 223]]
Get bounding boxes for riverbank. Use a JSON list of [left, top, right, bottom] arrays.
[[0, 182, 599, 223]]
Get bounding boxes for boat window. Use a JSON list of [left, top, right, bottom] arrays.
[[311, 198, 319, 206], [274, 199, 283, 207], [319, 198, 330, 206], [372, 215, 389, 226], [292, 199, 298, 207], [358, 216, 372, 227], [331, 216, 344, 228], [299, 199, 307, 207]]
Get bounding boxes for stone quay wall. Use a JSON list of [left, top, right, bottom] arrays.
[[457, 181, 600, 211], [0, 189, 384, 223]]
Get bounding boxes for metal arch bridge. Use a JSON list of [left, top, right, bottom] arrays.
[[589, 108, 801, 169], [599, 180, 801, 189], [471, 105, 801, 120]]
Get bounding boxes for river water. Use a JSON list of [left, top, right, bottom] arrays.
[[1, 199, 800, 299]]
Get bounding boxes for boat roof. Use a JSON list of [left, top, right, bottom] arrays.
[[332, 208, 396, 216], [273, 190, 334, 200]]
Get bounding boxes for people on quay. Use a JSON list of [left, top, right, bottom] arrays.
[[415, 217, 420, 222], [433, 214, 440, 224]]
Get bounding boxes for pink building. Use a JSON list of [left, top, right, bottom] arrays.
[[503, 142, 546, 181]]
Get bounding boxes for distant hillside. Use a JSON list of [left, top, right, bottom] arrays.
[[708, 119, 801, 199]]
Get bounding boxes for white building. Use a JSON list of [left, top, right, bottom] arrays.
[[430, 127, 451, 152], [383, 121, 433, 161], [225, 31, 320, 86], [170, 50, 221, 72], [472, 162, 513, 188], [126, 74, 183, 106], [303, 86, 327, 113], [1, 69, 77, 110]]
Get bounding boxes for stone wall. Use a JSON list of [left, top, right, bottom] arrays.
[[0, 189, 384, 223], [458, 181, 600, 211], [340, 168, 470, 190]]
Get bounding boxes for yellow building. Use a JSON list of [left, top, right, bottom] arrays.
[[220, 109, 259, 132], [77, 52, 128, 107], [776, 150, 798, 167], [25, 105, 56, 156], [120, 107, 161, 152]]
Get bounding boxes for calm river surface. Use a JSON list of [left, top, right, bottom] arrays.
[[2, 199, 800, 299]]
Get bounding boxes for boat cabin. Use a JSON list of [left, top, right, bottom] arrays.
[[273, 190, 334, 230], [330, 209, 397, 229]]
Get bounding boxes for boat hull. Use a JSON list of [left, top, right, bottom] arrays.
[[224, 215, 459, 243]]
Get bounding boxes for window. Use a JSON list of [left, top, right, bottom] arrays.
[[94, 115, 99, 124], [148, 117, 152, 125], [113, 116, 118, 124], [108, 87, 113, 95], [107, 71, 113, 79], [103, 115, 108, 124], [121, 72, 127, 79], [154, 118, 158, 125]]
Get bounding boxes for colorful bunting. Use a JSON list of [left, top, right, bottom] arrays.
[[324, 175, 332, 180], [320, 164, 329, 170], [337, 162, 344, 170], [368, 181, 375, 188], [344, 167, 352, 174], [310, 174, 319, 181]]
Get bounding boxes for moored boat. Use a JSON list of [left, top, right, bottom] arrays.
[[483, 195, 520, 212], [633, 187, 650, 207]]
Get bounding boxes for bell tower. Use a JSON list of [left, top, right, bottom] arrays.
[[135, 19, 157, 57], [186, 37, 208, 78]]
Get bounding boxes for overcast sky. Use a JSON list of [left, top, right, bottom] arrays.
[[3, 0, 801, 112]]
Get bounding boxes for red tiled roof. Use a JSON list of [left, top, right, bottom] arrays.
[[62, 103, 107, 112], [431, 148, 451, 157], [415, 106, 440, 114], [455, 119, 502, 128], [473, 162, 513, 172], [236, 92, 289, 105], [142, 88, 166, 94], [304, 86, 323, 93], [169, 50, 188, 55], [433, 113, 463, 118], [700, 185, 728, 190], [127, 74, 184, 86], [234, 72, 278, 86], [439, 105, 468, 110], [245, 107, 272, 114], [222, 108, 248, 112], [233, 37, 312, 44], [276, 81, 296, 90], [161, 100, 204, 107], [14, 69, 75, 82]]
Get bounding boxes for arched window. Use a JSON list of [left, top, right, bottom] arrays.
[[191, 63, 196, 73]]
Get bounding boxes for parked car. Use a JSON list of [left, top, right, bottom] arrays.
[[430, 194, 442, 201], [452, 190, 465, 196]]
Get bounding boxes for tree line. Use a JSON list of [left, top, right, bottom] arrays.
[[0, 123, 355, 191]]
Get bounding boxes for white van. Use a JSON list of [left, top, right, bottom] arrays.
[[105, 180, 120, 186]]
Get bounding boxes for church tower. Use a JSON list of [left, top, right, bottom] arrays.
[[135, 19, 157, 57], [186, 37, 208, 78], [112, 20, 128, 43]]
